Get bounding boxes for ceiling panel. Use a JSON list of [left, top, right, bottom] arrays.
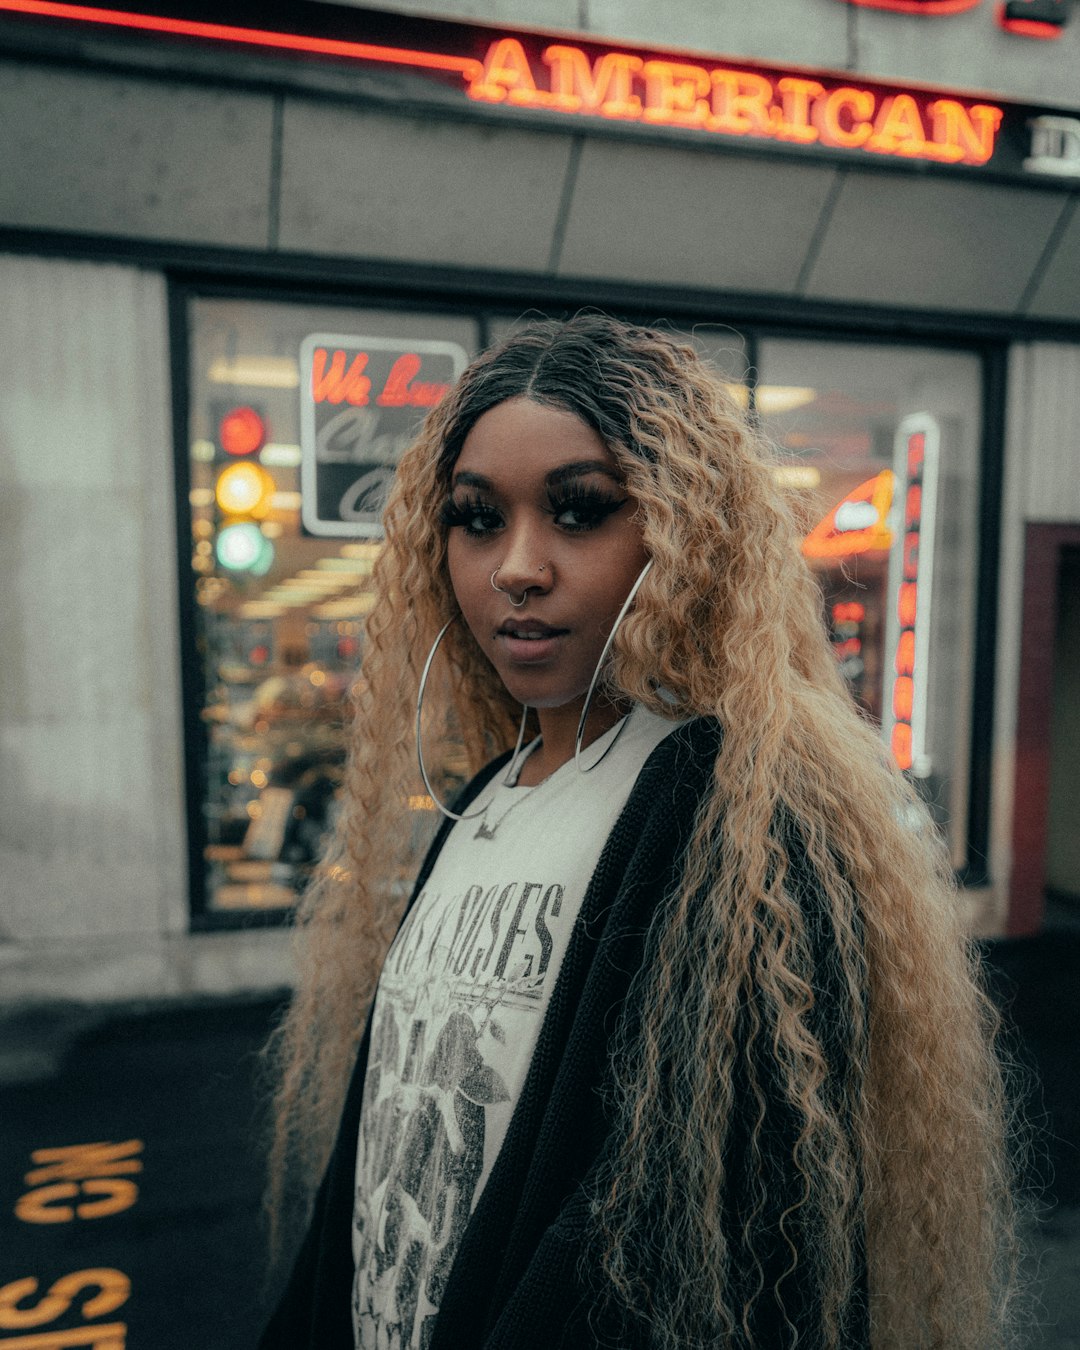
[[558, 137, 840, 294], [803, 171, 1070, 315], [278, 103, 572, 271], [1025, 203, 1080, 322]]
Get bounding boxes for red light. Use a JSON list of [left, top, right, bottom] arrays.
[[219, 406, 266, 457]]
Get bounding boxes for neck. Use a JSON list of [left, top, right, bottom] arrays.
[[515, 695, 629, 787]]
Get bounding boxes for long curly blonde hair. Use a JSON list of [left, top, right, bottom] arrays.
[[266, 314, 1019, 1347]]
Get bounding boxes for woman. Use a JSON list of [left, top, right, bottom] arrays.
[[261, 315, 1018, 1349]]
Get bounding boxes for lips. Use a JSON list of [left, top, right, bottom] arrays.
[[495, 617, 568, 663]]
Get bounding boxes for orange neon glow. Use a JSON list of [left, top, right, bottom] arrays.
[[0, 4, 1008, 167], [467, 41, 1004, 168], [543, 44, 643, 117], [813, 87, 875, 148], [0, 0, 485, 78], [802, 470, 894, 559], [893, 675, 915, 721], [833, 601, 867, 623], [897, 581, 918, 627], [892, 722, 913, 771], [895, 629, 916, 675]]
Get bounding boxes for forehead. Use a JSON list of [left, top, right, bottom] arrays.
[[453, 396, 616, 481]]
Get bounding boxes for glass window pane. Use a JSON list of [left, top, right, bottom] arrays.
[[757, 339, 982, 868], [187, 299, 480, 913]]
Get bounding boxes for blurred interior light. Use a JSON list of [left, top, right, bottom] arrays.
[[192, 439, 215, 462], [316, 556, 375, 574], [756, 386, 817, 416], [217, 522, 275, 574], [189, 487, 215, 507], [219, 405, 267, 457], [340, 542, 384, 561], [259, 442, 302, 467], [208, 356, 300, 389], [772, 464, 822, 490], [216, 461, 276, 517], [270, 490, 303, 510]]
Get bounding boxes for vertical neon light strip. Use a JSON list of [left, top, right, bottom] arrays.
[[883, 412, 940, 777]]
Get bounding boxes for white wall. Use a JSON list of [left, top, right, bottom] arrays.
[[0, 255, 187, 944]]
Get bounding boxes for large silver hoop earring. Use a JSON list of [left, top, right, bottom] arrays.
[[491, 568, 528, 608], [574, 559, 654, 775], [416, 617, 531, 821]]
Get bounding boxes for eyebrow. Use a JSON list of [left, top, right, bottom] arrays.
[[451, 460, 621, 490]]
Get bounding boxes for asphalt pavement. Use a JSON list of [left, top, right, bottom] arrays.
[[0, 916, 1077, 1350]]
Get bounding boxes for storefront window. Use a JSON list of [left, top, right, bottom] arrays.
[[757, 340, 981, 866], [187, 299, 478, 912], [183, 304, 980, 916]]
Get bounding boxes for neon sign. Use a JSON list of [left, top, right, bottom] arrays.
[[841, 0, 1068, 36], [299, 334, 467, 538], [467, 39, 1003, 166], [9, 1, 1075, 174], [803, 471, 895, 559], [882, 415, 940, 776]]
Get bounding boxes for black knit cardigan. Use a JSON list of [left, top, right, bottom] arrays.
[[260, 717, 869, 1349]]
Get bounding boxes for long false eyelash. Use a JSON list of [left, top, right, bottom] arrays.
[[438, 492, 500, 531], [545, 483, 627, 526]]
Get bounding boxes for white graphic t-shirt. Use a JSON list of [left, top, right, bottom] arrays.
[[351, 704, 681, 1350]]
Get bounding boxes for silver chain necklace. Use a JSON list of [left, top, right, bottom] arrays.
[[472, 743, 550, 840], [471, 712, 632, 841]]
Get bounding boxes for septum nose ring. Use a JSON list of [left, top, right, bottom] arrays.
[[491, 565, 545, 609]]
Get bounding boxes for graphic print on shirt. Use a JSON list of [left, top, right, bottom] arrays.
[[352, 875, 568, 1350]]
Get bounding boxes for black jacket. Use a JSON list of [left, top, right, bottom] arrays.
[[260, 718, 868, 1349]]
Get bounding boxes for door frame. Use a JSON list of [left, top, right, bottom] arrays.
[[1009, 522, 1080, 935]]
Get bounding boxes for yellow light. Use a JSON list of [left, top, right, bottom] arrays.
[[756, 386, 817, 415], [215, 461, 276, 518], [208, 355, 300, 389], [772, 464, 822, 489]]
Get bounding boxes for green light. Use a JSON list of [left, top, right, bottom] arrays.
[[217, 523, 274, 575]]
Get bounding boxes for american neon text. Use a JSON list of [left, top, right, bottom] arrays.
[[468, 39, 1004, 167]]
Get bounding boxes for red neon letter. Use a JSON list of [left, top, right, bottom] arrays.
[[376, 353, 422, 407], [469, 38, 539, 105], [709, 70, 775, 135], [542, 45, 643, 117], [311, 349, 370, 406], [926, 99, 1003, 164], [774, 77, 825, 143], [813, 86, 876, 149], [867, 93, 930, 157], [642, 60, 711, 127]]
